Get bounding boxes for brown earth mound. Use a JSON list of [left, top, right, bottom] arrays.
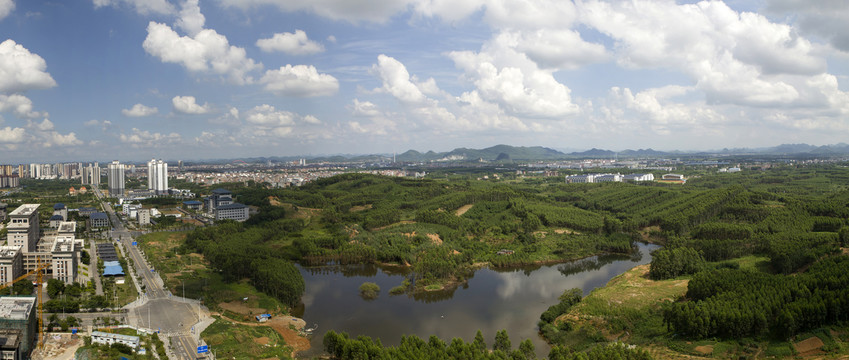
[[794, 336, 824, 354], [693, 345, 713, 355]]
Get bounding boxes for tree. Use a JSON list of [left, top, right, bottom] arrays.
[[472, 330, 487, 353], [359, 282, 380, 300], [12, 280, 32, 295], [47, 279, 65, 298], [494, 329, 511, 353], [519, 339, 536, 359]]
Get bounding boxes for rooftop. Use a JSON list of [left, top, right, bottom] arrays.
[[0, 329, 20, 349], [9, 204, 39, 216], [53, 203, 66, 210], [90, 212, 108, 220], [183, 200, 202, 205], [91, 331, 139, 345], [58, 221, 76, 233], [211, 188, 232, 195], [0, 297, 35, 321], [52, 237, 76, 252], [49, 214, 64, 221], [0, 246, 20, 258]]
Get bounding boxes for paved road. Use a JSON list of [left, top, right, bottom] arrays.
[[93, 186, 209, 360]]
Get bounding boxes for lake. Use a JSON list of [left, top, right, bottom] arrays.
[[294, 242, 659, 357]]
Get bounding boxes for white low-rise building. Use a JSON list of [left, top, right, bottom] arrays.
[[624, 173, 654, 182], [91, 331, 139, 350], [565, 174, 595, 183]]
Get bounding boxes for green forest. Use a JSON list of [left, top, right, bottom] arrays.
[[179, 163, 849, 358]]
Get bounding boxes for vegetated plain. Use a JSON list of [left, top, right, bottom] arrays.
[[146, 163, 849, 359]]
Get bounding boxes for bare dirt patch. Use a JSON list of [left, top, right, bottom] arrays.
[[693, 345, 713, 355], [427, 233, 443, 245], [32, 333, 81, 360], [350, 204, 373, 212], [455, 204, 474, 216], [268, 196, 282, 206], [554, 229, 578, 235], [794, 336, 824, 354], [372, 220, 416, 231], [220, 299, 268, 316], [842, 247, 849, 255], [255, 336, 270, 345]]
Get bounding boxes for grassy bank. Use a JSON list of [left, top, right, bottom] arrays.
[[200, 316, 293, 359], [554, 257, 849, 359]]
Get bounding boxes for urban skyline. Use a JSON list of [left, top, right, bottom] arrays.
[[0, 0, 847, 163]]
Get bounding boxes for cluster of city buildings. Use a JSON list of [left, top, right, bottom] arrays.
[[1, 204, 86, 287], [564, 173, 656, 183]]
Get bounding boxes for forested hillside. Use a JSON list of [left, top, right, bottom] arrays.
[[181, 164, 849, 358]]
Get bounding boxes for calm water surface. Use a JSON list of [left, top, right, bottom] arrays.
[[294, 243, 659, 357]]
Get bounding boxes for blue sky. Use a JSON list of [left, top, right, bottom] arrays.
[[0, 0, 848, 162]]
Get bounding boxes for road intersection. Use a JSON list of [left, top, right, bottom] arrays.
[[94, 186, 213, 359]]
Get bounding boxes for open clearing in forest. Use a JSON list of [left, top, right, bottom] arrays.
[[455, 204, 474, 216], [559, 264, 688, 342], [794, 336, 824, 354]]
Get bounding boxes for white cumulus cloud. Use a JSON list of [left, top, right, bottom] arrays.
[[172, 95, 210, 114], [120, 127, 182, 147], [143, 21, 262, 85], [0, 39, 57, 93], [448, 32, 581, 118], [578, 0, 829, 107], [176, 0, 205, 36], [256, 30, 325, 55], [260, 65, 339, 97], [245, 104, 296, 127], [372, 54, 426, 103], [0, 94, 44, 119], [122, 103, 159, 117], [0, 0, 14, 20], [0, 126, 25, 147]]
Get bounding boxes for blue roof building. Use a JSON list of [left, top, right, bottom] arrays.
[[102, 261, 124, 276], [89, 212, 109, 228]]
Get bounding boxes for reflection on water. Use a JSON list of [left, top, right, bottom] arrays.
[[295, 243, 659, 358]]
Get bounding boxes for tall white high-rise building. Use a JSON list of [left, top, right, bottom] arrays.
[[147, 159, 168, 195], [82, 163, 101, 186], [107, 160, 125, 197], [91, 162, 101, 186]]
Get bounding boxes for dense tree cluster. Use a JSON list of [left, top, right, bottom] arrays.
[[183, 219, 305, 307], [648, 247, 706, 280], [663, 257, 849, 339]]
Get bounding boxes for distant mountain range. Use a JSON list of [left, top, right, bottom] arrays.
[[179, 143, 849, 164], [396, 145, 565, 162]]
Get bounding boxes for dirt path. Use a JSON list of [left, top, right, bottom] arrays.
[[372, 220, 416, 231], [455, 204, 474, 216]]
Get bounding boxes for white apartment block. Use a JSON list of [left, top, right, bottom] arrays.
[[7, 205, 39, 253], [0, 247, 22, 287], [147, 159, 168, 195]]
